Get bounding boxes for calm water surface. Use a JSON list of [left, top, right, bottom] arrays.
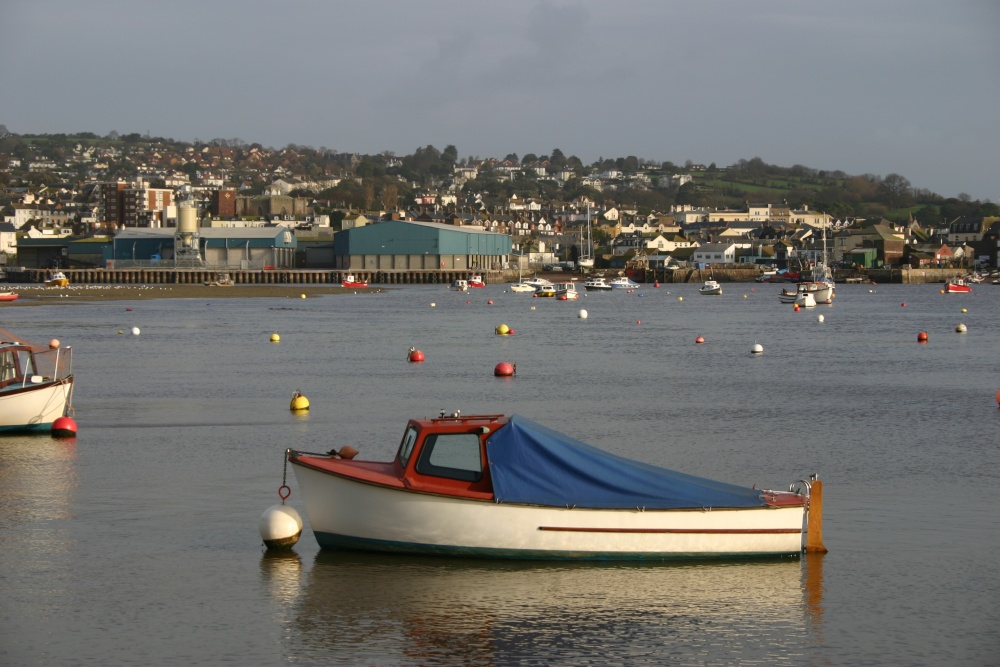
[[1, 282, 998, 666]]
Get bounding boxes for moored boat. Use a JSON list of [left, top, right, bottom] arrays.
[[509, 281, 536, 293], [451, 279, 469, 292], [699, 280, 722, 296], [0, 292, 19, 302], [533, 283, 556, 297], [554, 281, 580, 300], [778, 281, 833, 304], [468, 274, 486, 288], [583, 277, 612, 291], [342, 274, 369, 288], [608, 276, 640, 289], [285, 412, 824, 560], [0, 330, 74, 433], [944, 278, 972, 293], [44, 271, 70, 287]]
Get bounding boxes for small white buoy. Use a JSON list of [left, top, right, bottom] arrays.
[[956, 323, 967, 333], [259, 504, 303, 549], [430, 302, 436, 307], [131, 326, 140, 336], [751, 342, 764, 355], [578, 309, 588, 319], [817, 314, 825, 323]]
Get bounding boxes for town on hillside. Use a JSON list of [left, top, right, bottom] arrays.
[[1, 131, 998, 276]]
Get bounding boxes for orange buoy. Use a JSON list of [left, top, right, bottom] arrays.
[[793, 304, 800, 312], [487, 300, 494, 305], [901, 303, 906, 307], [407, 347, 425, 362], [51, 416, 77, 438], [494, 362, 515, 377], [636, 320, 641, 325], [917, 331, 928, 343], [653, 281, 660, 287], [49, 339, 60, 349], [695, 336, 705, 344], [996, 388, 1000, 407]]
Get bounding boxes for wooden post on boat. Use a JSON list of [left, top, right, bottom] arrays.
[[806, 475, 828, 553]]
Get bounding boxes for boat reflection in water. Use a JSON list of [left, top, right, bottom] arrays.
[[276, 551, 826, 664], [0, 436, 78, 524]]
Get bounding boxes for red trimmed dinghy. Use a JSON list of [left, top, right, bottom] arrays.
[[287, 412, 823, 560]]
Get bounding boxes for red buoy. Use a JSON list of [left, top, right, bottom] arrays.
[[901, 303, 906, 307], [917, 331, 928, 343], [654, 281, 660, 288], [407, 348, 425, 362], [695, 336, 705, 344], [51, 416, 77, 438], [487, 300, 494, 305], [494, 362, 515, 377]]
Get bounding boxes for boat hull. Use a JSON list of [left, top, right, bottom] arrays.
[[291, 463, 806, 560], [0, 377, 73, 432]]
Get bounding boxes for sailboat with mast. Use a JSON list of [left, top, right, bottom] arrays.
[[578, 205, 595, 269]]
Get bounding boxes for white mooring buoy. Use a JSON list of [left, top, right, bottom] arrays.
[[259, 504, 303, 549], [751, 342, 764, 355]]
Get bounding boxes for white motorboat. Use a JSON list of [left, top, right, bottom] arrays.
[[608, 276, 641, 289], [451, 279, 469, 291], [794, 291, 817, 308], [583, 277, 612, 291], [509, 282, 536, 293], [284, 411, 827, 560], [699, 280, 723, 296], [554, 282, 580, 300], [778, 282, 832, 304], [0, 331, 74, 433]]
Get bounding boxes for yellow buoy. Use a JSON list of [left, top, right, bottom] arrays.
[[290, 391, 310, 411], [270, 333, 280, 343], [301, 294, 306, 299], [496, 324, 510, 335]]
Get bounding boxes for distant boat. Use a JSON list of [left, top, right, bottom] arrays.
[[608, 276, 640, 289], [285, 411, 823, 560], [0, 292, 19, 302], [583, 277, 612, 292], [778, 282, 833, 304], [534, 283, 557, 298], [451, 279, 469, 292], [44, 271, 70, 287], [342, 274, 369, 288], [554, 281, 580, 300], [468, 274, 486, 288], [944, 278, 972, 293], [0, 332, 74, 433], [204, 272, 234, 287], [699, 280, 722, 296], [509, 282, 536, 293]]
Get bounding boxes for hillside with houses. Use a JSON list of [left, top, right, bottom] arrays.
[[1, 130, 998, 273]]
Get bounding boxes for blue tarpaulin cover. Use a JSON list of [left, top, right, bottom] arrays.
[[486, 414, 765, 509]]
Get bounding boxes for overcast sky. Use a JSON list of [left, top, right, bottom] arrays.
[[2, 0, 997, 201]]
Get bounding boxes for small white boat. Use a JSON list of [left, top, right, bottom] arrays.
[[509, 282, 536, 293], [285, 411, 825, 560], [608, 276, 641, 289], [699, 280, 722, 296], [794, 291, 817, 308], [583, 277, 612, 291], [522, 276, 554, 290], [778, 282, 833, 304], [451, 279, 469, 292], [554, 282, 580, 300], [0, 333, 74, 433]]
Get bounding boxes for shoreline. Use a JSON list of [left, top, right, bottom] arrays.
[[1, 284, 387, 305]]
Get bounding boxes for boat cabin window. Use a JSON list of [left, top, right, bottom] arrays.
[[396, 426, 418, 468], [415, 433, 483, 482], [0, 351, 17, 383]]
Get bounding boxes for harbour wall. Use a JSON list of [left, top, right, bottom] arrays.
[[4, 267, 972, 286]]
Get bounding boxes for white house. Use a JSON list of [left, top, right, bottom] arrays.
[[692, 243, 737, 265]]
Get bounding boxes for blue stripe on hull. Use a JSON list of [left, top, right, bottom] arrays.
[[0, 422, 54, 434], [313, 531, 802, 562]]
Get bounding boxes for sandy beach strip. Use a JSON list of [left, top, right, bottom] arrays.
[[0, 284, 387, 305]]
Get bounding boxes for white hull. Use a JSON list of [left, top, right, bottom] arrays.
[[292, 465, 806, 559], [0, 379, 72, 432]]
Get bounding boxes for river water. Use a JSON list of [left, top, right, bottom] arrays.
[[1, 281, 998, 666]]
